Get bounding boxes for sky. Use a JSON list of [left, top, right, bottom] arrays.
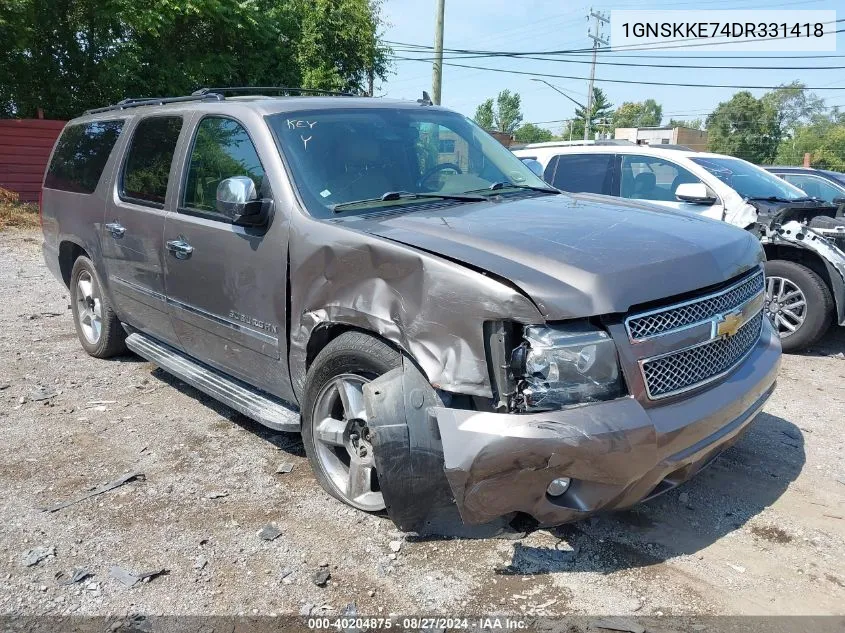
[[378, 0, 845, 134]]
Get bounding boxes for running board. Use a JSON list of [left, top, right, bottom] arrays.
[[126, 332, 300, 433]]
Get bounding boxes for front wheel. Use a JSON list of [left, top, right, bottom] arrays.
[[301, 332, 401, 512], [764, 259, 833, 352]]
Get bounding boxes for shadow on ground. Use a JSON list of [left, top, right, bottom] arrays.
[[498, 412, 805, 574], [147, 366, 304, 456], [801, 324, 845, 357]]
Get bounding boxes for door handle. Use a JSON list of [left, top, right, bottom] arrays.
[[105, 222, 126, 239], [166, 238, 194, 259]]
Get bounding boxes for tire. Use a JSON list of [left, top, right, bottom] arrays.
[[302, 332, 401, 512], [764, 259, 833, 352], [69, 255, 127, 358]]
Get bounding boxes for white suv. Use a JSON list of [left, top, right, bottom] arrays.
[[513, 143, 845, 351]]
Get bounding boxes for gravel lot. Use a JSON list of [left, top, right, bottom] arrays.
[[1, 228, 844, 620]]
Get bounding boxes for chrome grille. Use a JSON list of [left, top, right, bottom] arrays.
[[641, 312, 763, 399], [627, 270, 765, 340]]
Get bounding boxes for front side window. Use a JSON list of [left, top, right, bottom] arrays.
[[121, 116, 183, 206], [691, 156, 807, 202], [183, 117, 265, 214], [45, 120, 124, 193], [781, 174, 844, 204], [550, 154, 614, 195], [620, 154, 701, 201], [266, 108, 550, 217]]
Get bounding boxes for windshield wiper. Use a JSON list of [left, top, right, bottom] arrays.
[[331, 190, 486, 213], [746, 195, 814, 203], [467, 182, 559, 194]]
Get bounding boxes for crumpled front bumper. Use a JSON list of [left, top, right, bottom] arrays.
[[365, 319, 781, 531]]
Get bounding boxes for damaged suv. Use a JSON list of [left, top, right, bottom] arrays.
[[41, 90, 781, 533]]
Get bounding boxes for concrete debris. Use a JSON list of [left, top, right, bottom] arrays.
[[727, 563, 746, 573], [207, 491, 229, 499], [0, 382, 10, 390], [389, 540, 402, 553], [590, 617, 646, 633], [275, 462, 294, 474], [299, 603, 314, 616], [87, 400, 117, 405], [109, 565, 168, 588], [257, 524, 282, 541], [59, 569, 93, 585], [193, 557, 208, 571], [832, 352, 844, 360], [22, 546, 55, 567], [312, 569, 331, 587], [30, 386, 58, 401], [40, 472, 145, 513], [497, 542, 577, 575], [678, 492, 690, 504]]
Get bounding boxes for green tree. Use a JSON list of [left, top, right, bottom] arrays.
[[762, 81, 826, 138], [473, 98, 495, 130], [514, 123, 553, 144], [0, 0, 391, 119], [612, 99, 662, 128], [706, 91, 781, 164], [668, 118, 704, 130], [564, 87, 613, 140], [775, 112, 845, 170], [472, 90, 523, 134]]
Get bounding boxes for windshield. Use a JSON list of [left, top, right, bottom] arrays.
[[266, 107, 551, 217], [691, 156, 808, 201]]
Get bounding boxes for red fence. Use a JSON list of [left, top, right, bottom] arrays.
[[0, 119, 66, 203]]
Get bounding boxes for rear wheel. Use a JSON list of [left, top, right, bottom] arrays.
[[70, 256, 126, 358], [302, 332, 401, 512], [764, 259, 833, 352]]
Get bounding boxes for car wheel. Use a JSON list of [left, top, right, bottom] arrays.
[[302, 331, 401, 512], [69, 255, 127, 358], [764, 259, 833, 352]]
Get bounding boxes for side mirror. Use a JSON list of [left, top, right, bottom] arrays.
[[520, 158, 544, 179], [676, 182, 716, 205], [833, 196, 845, 205], [216, 176, 273, 226]]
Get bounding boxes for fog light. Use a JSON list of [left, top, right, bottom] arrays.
[[546, 477, 571, 497]]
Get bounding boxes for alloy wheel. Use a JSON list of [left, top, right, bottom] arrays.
[[311, 374, 384, 511], [765, 275, 807, 337], [75, 270, 103, 344]]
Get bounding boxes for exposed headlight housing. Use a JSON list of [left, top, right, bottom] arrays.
[[511, 322, 625, 412]]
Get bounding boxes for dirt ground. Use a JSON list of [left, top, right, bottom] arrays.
[[1, 228, 844, 619]]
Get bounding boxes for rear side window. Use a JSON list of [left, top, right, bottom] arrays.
[[44, 120, 124, 193], [551, 154, 614, 195], [121, 116, 183, 207]]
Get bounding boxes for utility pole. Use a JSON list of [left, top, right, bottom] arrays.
[[584, 9, 609, 141], [432, 0, 446, 105]]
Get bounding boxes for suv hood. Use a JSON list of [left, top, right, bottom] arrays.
[[350, 193, 763, 319]]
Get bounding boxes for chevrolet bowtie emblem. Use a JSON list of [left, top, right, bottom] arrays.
[[716, 311, 745, 338], [713, 292, 765, 339]]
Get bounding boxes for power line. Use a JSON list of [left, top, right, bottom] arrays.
[[386, 20, 845, 56], [389, 55, 845, 90], [387, 51, 845, 71]]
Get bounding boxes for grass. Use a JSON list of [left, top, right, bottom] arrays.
[[0, 187, 40, 230]]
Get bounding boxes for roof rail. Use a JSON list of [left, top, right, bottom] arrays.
[[192, 86, 357, 97], [85, 92, 224, 115]]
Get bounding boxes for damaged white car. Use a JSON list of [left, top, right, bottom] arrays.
[[514, 143, 845, 352]]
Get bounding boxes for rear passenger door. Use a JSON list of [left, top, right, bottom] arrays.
[[163, 115, 289, 397], [546, 153, 617, 195], [101, 115, 185, 348]]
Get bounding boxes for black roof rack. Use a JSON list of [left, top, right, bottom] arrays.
[[84, 85, 357, 115], [85, 92, 224, 115], [192, 86, 357, 97]]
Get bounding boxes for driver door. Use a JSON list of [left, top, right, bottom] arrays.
[[619, 154, 723, 220], [163, 114, 290, 397]]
